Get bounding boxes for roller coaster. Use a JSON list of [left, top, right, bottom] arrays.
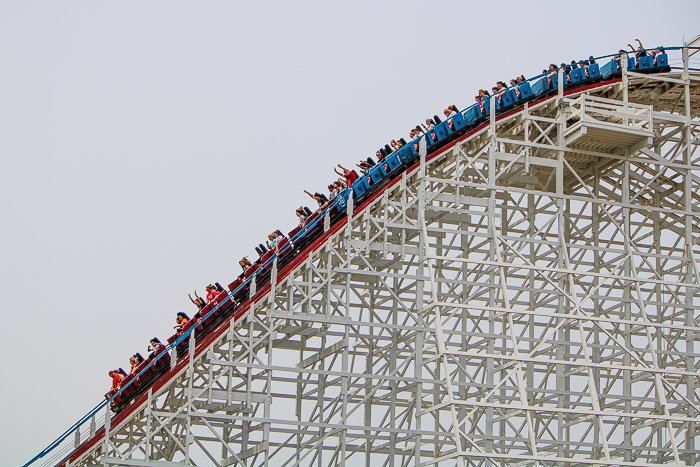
[[103, 47, 676, 416], [25, 41, 697, 467]]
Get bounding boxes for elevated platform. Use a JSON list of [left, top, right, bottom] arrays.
[[563, 94, 654, 153]]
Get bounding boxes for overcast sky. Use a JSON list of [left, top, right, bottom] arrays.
[[1, 1, 698, 465]]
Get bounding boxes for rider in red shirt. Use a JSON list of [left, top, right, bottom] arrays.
[[109, 370, 124, 391], [335, 165, 358, 187], [205, 285, 219, 304]]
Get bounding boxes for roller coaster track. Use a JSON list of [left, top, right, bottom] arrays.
[[28, 47, 700, 467]]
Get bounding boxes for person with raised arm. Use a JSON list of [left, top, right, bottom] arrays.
[[628, 38, 647, 67], [188, 290, 206, 311], [304, 190, 328, 210], [334, 165, 358, 187]]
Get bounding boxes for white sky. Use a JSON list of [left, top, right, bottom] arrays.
[[1, 1, 698, 465]]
